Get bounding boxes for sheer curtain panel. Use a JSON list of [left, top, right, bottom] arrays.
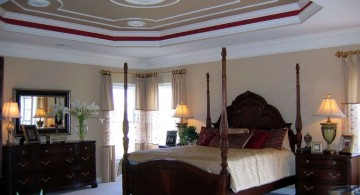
[[134, 75, 160, 149], [100, 72, 116, 182], [341, 54, 360, 153]]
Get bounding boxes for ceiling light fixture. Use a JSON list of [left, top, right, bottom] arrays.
[[127, 21, 145, 27], [125, 0, 165, 5], [27, 0, 51, 7]]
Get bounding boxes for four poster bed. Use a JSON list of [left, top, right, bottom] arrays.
[[121, 48, 302, 195]]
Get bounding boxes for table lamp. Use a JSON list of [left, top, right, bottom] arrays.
[[314, 94, 345, 154], [34, 108, 47, 128], [173, 102, 191, 145], [2, 101, 20, 145]]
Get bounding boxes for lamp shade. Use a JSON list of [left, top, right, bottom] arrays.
[[314, 94, 345, 119], [2, 102, 20, 118], [34, 108, 47, 118], [173, 102, 191, 120]]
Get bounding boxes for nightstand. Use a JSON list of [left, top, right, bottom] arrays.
[[296, 153, 360, 195]]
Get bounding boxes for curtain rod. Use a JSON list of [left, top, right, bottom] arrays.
[[335, 50, 360, 58], [100, 68, 186, 76]]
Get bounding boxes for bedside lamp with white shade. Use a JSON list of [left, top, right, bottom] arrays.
[[314, 94, 346, 154], [173, 102, 191, 145], [2, 101, 20, 145]]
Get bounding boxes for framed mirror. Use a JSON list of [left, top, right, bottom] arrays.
[[14, 88, 71, 136]]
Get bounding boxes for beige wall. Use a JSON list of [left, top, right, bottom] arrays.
[[2, 43, 359, 181]]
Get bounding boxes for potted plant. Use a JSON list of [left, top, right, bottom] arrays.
[[180, 126, 199, 145]]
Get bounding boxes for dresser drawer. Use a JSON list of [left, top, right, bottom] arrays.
[[79, 144, 95, 152], [298, 181, 343, 195], [35, 145, 76, 155], [37, 155, 77, 170], [14, 173, 35, 189], [14, 158, 34, 171], [298, 167, 345, 183], [79, 167, 96, 182], [297, 157, 346, 168], [14, 148, 32, 157], [78, 153, 95, 165], [37, 170, 78, 188]]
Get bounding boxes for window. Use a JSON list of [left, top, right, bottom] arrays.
[[109, 83, 136, 159], [109, 82, 176, 159], [156, 83, 177, 145]]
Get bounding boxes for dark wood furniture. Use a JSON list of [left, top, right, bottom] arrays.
[[296, 153, 360, 195], [121, 48, 303, 195], [2, 141, 98, 195]]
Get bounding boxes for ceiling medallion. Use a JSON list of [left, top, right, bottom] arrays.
[[27, 0, 51, 7], [127, 20, 146, 27], [125, 0, 165, 5]]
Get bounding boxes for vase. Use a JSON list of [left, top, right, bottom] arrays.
[[76, 125, 88, 141]]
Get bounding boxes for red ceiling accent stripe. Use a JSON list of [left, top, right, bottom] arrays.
[[0, 1, 312, 42]]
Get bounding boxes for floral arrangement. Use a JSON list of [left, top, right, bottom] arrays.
[[65, 100, 99, 126], [51, 104, 67, 127], [53, 100, 99, 140]]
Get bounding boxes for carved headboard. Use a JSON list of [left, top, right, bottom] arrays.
[[213, 91, 296, 152]]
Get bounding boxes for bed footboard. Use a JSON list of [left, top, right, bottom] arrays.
[[124, 159, 228, 195]]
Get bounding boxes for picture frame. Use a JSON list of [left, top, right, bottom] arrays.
[[311, 142, 322, 153], [22, 125, 41, 144], [165, 130, 177, 147], [339, 135, 354, 155]]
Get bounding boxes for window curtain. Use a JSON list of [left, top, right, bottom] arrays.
[[134, 75, 160, 149], [100, 72, 116, 182], [172, 71, 186, 109], [341, 54, 360, 153]]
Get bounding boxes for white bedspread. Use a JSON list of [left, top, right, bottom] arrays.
[[127, 145, 295, 192]]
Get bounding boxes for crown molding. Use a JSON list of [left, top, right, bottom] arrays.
[[0, 40, 146, 69], [146, 26, 360, 69]]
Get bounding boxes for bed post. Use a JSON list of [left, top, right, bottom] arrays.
[[206, 73, 212, 128], [295, 63, 302, 153], [219, 48, 229, 195], [122, 63, 129, 195]]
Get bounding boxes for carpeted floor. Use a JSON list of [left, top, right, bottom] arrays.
[[47, 177, 295, 195]]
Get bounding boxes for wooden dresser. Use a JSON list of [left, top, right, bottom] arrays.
[[296, 153, 360, 195], [2, 141, 97, 195]]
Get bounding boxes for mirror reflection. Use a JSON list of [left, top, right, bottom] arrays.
[[14, 88, 71, 136]]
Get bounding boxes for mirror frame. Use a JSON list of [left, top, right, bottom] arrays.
[[14, 88, 71, 136]]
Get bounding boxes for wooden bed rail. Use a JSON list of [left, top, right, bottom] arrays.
[[206, 73, 212, 128]]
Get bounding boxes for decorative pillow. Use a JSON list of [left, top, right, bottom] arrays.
[[281, 128, 292, 151], [244, 131, 269, 149], [197, 131, 217, 146], [263, 128, 288, 150], [196, 126, 219, 145], [208, 133, 253, 149], [228, 128, 249, 134]]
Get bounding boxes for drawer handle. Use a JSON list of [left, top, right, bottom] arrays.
[[66, 158, 74, 163], [332, 161, 337, 165], [304, 171, 314, 176], [66, 174, 74, 179], [18, 179, 28, 185], [305, 160, 310, 163], [18, 162, 28, 168], [22, 150, 26, 155], [81, 156, 90, 161], [82, 171, 90, 176], [41, 160, 51, 166], [84, 146, 88, 150], [41, 177, 51, 183], [44, 149, 48, 153], [304, 185, 314, 191], [329, 173, 341, 178], [69, 148, 73, 151]]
